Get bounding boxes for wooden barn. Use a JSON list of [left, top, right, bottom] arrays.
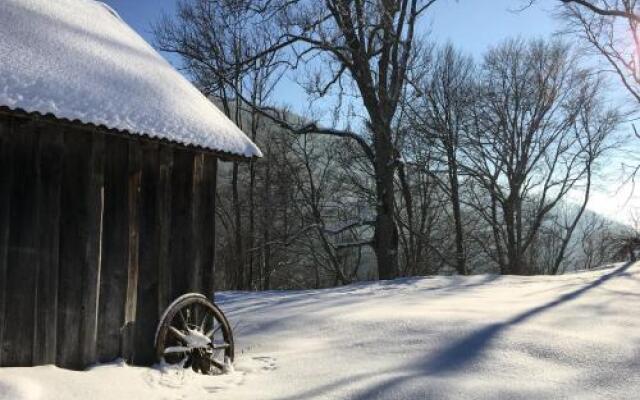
[[0, 0, 261, 369]]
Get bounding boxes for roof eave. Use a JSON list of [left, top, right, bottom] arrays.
[[0, 106, 260, 162]]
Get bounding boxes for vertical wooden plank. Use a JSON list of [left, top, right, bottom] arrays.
[[122, 141, 141, 363], [3, 120, 40, 366], [97, 136, 129, 362], [0, 117, 14, 366], [202, 156, 218, 300], [33, 126, 64, 365], [133, 142, 160, 365], [211, 157, 218, 298], [157, 147, 173, 315], [57, 129, 103, 370], [79, 133, 105, 367], [169, 149, 194, 299], [58, 130, 87, 368], [191, 154, 205, 293]]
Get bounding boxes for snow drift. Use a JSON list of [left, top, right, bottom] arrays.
[[1, 262, 638, 399]]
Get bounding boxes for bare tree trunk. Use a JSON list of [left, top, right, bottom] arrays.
[[490, 188, 507, 274], [448, 156, 467, 275], [505, 195, 520, 275], [405, 44, 473, 275], [247, 107, 258, 289], [232, 162, 244, 289], [373, 126, 399, 280], [262, 149, 272, 290], [248, 159, 255, 289], [397, 162, 416, 276]]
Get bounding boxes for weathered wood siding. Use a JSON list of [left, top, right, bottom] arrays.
[[0, 114, 219, 369], [3, 120, 39, 366]]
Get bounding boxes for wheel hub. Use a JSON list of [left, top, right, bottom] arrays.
[[183, 329, 212, 349]]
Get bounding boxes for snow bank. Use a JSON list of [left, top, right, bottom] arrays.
[[0, 0, 261, 158], [1, 262, 638, 399]]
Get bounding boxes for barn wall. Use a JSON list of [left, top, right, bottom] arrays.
[[0, 114, 219, 369]]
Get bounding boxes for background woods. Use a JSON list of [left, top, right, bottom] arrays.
[[156, 0, 638, 290]]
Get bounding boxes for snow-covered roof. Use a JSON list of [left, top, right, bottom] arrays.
[[0, 0, 262, 158]]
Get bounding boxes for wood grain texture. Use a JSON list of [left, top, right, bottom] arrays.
[[169, 149, 194, 299], [0, 114, 222, 368], [203, 156, 218, 299], [133, 142, 160, 365], [57, 130, 101, 369], [33, 125, 64, 365], [191, 154, 206, 293], [122, 142, 142, 363], [3, 120, 40, 366], [157, 147, 173, 316], [79, 133, 105, 367], [97, 136, 129, 362], [0, 117, 14, 365]]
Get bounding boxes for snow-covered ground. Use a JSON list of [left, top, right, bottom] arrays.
[[1, 261, 639, 399]]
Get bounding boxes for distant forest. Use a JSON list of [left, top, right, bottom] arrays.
[[154, 0, 640, 290]]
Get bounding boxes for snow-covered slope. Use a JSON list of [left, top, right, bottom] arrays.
[[0, 0, 261, 158], [1, 262, 639, 399]]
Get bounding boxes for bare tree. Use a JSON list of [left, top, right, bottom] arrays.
[[577, 212, 619, 270], [155, 0, 284, 289], [558, 1, 640, 102], [545, 0, 640, 179], [287, 135, 367, 284], [394, 137, 447, 276], [213, 0, 440, 279], [155, 0, 441, 281], [465, 39, 619, 275], [611, 209, 640, 261], [405, 44, 475, 275]]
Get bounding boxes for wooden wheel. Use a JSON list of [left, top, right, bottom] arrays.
[[155, 293, 234, 374]]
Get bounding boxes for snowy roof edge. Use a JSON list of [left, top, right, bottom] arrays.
[[0, 0, 263, 160], [0, 106, 259, 161]]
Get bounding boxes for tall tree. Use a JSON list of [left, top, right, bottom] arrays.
[[156, 0, 439, 280], [232, 0, 439, 279], [406, 44, 475, 275], [155, 0, 284, 289], [466, 39, 619, 274], [545, 0, 640, 178]]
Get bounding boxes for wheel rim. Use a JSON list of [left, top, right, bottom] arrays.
[[157, 297, 233, 374]]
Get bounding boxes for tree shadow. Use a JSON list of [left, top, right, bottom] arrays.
[[344, 261, 638, 399], [218, 274, 503, 319], [220, 262, 637, 399], [420, 261, 635, 375]]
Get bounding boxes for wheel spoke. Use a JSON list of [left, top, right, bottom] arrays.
[[209, 358, 225, 371], [211, 342, 229, 350], [179, 310, 189, 330], [169, 326, 187, 342], [200, 313, 208, 332], [164, 345, 190, 354]]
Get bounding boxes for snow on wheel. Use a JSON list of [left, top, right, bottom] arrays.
[[155, 293, 234, 375]]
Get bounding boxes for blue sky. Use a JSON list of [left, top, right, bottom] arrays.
[[103, 0, 561, 113], [103, 0, 559, 59], [103, 0, 638, 225]]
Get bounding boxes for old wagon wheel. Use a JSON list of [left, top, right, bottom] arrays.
[[155, 293, 234, 374]]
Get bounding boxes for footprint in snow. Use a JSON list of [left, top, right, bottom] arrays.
[[140, 356, 277, 396], [250, 356, 277, 372], [142, 364, 189, 390]]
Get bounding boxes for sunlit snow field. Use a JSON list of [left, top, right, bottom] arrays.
[[1, 261, 639, 399]]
